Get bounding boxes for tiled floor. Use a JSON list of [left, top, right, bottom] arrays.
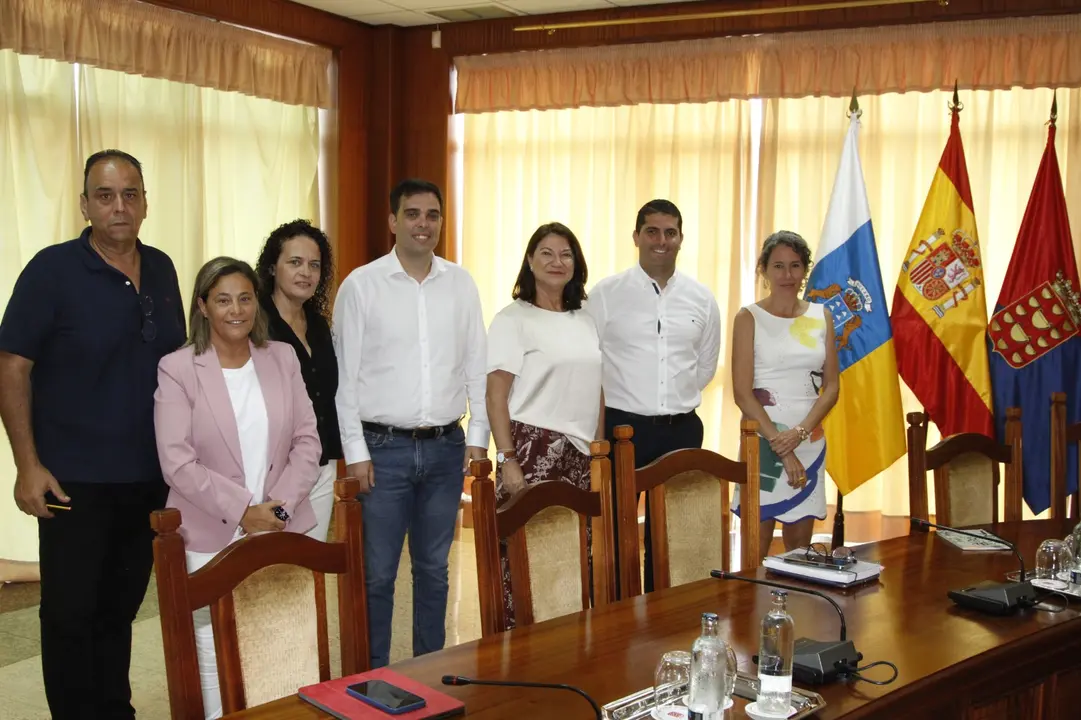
[[0, 523, 481, 719]]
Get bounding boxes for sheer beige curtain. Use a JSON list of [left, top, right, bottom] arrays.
[[0, 50, 82, 561], [78, 64, 321, 312], [461, 101, 753, 459], [0, 57, 321, 562], [757, 87, 1081, 517]]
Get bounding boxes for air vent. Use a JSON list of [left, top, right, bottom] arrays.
[[427, 5, 518, 22]]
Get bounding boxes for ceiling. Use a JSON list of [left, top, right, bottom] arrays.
[[291, 0, 704, 27]]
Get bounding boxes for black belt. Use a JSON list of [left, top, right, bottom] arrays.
[[362, 419, 461, 440], [608, 408, 696, 426]]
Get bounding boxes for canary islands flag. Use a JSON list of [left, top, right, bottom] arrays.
[[988, 109, 1081, 514], [805, 113, 906, 495], [892, 105, 994, 437]]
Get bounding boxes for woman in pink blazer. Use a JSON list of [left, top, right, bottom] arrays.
[[154, 256, 321, 719]]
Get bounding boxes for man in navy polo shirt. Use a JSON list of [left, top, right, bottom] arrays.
[[0, 150, 186, 719]]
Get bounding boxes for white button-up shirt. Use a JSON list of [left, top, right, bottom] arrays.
[[587, 264, 721, 416], [332, 250, 490, 464]]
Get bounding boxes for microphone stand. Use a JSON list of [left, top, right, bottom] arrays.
[[441, 675, 602, 719], [711, 570, 861, 685], [910, 517, 1037, 615]]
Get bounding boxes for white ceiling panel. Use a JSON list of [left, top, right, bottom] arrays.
[[499, 0, 612, 13], [289, 0, 711, 26]]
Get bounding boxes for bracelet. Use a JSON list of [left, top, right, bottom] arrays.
[[794, 425, 810, 442]]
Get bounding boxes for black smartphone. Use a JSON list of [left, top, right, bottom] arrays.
[[346, 679, 426, 714]]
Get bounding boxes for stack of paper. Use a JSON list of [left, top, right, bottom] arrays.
[[933, 528, 1011, 552], [762, 550, 883, 587]]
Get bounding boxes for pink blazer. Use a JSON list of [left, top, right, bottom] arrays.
[[154, 341, 321, 553]]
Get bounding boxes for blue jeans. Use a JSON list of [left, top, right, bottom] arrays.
[[361, 426, 466, 668]]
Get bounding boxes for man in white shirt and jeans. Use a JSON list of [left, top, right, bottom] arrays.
[[588, 199, 721, 593], [333, 179, 489, 668]]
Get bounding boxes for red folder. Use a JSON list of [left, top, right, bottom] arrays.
[[299, 667, 465, 719]]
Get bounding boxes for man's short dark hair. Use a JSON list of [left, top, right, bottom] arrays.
[[634, 199, 683, 234], [83, 150, 145, 196], [390, 179, 443, 215]]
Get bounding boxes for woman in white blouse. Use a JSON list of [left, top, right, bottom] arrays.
[[486, 221, 604, 628]]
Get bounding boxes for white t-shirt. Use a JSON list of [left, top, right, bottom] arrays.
[[222, 359, 269, 538], [487, 299, 602, 455]]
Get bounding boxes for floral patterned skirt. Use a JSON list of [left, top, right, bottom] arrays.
[[496, 420, 591, 629]]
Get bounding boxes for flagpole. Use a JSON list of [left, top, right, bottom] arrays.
[[826, 90, 863, 553]]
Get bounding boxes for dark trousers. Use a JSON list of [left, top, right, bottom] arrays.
[[38, 481, 168, 720], [605, 407, 704, 594]]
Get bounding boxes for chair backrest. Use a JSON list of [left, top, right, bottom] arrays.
[[906, 409, 1022, 527], [613, 420, 760, 599], [469, 448, 617, 637], [151, 478, 369, 719], [1051, 392, 1081, 519]]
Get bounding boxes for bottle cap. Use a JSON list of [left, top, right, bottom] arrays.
[[771, 589, 788, 599], [702, 612, 719, 622]]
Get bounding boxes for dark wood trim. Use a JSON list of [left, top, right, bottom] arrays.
[[436, 0, 1081, 57], [1050, 392, 1081, 521], [495, 480, 603, 537], [314, 572, 330, 682], [139, 0, 367, 47], [211, 592, 246, 714], [467, 462, 504, 637]]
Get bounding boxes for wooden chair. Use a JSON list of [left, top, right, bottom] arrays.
[[613, 420, 761, 600], [151, 478, 369, 719], [469, 444, 617, 637], [1051, 392, 1081, 519], [906, 409, 1023, 527]]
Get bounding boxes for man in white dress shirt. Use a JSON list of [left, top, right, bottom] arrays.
[[333, 179, 489, 668], [587, 199, 721, 593]]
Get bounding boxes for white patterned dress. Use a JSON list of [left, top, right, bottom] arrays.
[[734, 302, 828, 524]]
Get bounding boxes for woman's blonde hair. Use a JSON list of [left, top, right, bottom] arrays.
[[187, 257, 268, 354]]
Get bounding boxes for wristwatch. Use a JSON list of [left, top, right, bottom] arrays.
[[272, 505, 290, 523], [496, 448, 518, 464]]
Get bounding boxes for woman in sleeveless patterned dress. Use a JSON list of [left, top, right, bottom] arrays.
[[732, 231, 839, 555]]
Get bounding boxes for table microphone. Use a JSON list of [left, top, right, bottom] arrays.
[[441, 675, 602, 719], [711, 570, 862, 685], [910, 517, 1037, 615]]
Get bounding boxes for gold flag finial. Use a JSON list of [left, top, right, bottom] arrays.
[[1050, 90, 1058, 128], [948, 80, 963, 113], [847, 88, 862, 119]]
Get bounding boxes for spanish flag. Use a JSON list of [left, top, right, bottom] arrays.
[[891, 101, 994, 437]]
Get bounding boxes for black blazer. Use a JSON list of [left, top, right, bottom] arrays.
[[262, 296, 343, 465]]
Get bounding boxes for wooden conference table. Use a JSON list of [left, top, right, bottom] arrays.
[[230, 519, 1081, 719]]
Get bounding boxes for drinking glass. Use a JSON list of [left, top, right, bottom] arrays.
[[654, 650, 692, 718], [722, 643, 739, 709], [1034, 539, 1073, 589]]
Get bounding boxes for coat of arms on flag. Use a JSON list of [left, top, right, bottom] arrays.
[[901, 227, 983, 318], [989, 270, 1081, 369], [806, 278, 874, 351]]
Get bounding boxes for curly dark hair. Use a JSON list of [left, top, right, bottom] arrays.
[[255, 219, 335, 319], [757, 230, 813, 276], [512, 222, 588, 311]]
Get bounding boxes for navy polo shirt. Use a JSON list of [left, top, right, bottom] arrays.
[[0, 228, 186, 485]]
